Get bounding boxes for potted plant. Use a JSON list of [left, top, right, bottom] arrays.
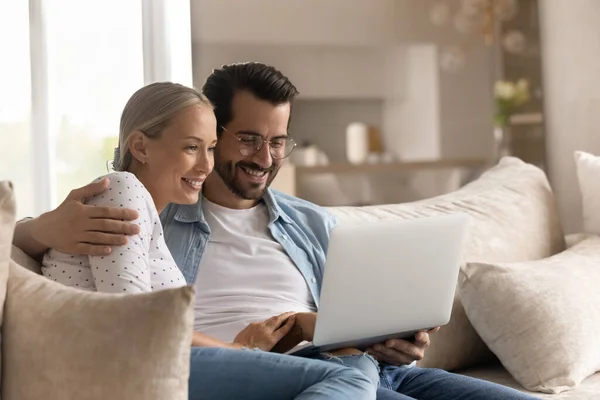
[[493, 79, 530, 159]]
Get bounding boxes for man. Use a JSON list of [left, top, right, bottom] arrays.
[[14, 62, 535, 400]]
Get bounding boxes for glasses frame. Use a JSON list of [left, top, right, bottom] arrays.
[[221, 126, 297, 160]]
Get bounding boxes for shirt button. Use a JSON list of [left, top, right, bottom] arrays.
[[281, 234, 288, 241], [311, 277, 317, 283]]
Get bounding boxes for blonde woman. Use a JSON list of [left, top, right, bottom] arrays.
[[41, 82, 378, 400]]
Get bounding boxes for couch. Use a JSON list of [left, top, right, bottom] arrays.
[[3, 156, 599, 399]]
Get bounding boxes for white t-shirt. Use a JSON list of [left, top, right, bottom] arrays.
[[193, 197, 317, 342], [42, 171, 185, 293]]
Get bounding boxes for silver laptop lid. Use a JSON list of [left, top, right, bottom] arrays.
[[313, 213, 469, 347]]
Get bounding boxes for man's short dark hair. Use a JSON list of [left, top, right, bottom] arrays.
[[201, 62, 299, 134]]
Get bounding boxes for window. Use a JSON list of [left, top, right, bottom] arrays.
[[0, 0, 192, 218], [0, 1, 33, 219], [46, 0, 144, 204]]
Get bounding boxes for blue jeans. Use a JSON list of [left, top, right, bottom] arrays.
[[188, 347, 379, 400], [376, 364, 540, 400]]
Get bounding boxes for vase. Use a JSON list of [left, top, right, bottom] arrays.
[[345, 122, 369, 164], [494, 125, 512, 161]]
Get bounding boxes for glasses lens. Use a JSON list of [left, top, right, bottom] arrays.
[[269, 137, 296, 159], [238, 136, 261, 157], [237, 136, 296, 159]]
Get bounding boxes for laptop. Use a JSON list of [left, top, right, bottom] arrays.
[[286, 212, 470, 357]]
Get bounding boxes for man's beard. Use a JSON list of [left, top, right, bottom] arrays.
[[213, 150, 280, 201]]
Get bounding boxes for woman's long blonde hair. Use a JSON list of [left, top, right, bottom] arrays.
[[113, 82, 213, 171]]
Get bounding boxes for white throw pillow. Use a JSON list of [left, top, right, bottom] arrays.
[[459, 237, 600, 394], [575, 151, 600, 234]]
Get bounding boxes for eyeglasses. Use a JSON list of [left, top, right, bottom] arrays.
[[222, 126, 297, 160]]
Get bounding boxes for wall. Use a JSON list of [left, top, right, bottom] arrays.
[[192, 43, 391, 99], [190, 0, 397, 45], [191, 0, 495, 165], [539, 0, 600, 233]]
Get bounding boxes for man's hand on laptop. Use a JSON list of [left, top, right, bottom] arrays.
[[32, 179, 139, 256], [365, 327, 440, 366], [233, 312, 297, 351]]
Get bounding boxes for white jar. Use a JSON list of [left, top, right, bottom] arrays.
[[345, 122, 369, 164], [290, 145, 319, 166]]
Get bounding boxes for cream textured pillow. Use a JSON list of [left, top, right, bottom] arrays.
[[330, 157, 565, 371], [3, 261, 194, 400], [459, 237, 600, 394], [0, 181, 16, 395], [575, 151, 600, 234]]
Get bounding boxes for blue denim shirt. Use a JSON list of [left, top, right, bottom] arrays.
[[159, 189, 337, 307]]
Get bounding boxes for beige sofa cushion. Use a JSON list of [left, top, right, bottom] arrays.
[[0, 181, 16, 393], [0, 182, 14, 297], [459, 237, 600, 393], [329, 157, 565, 371], [3, 261, 195, 400]]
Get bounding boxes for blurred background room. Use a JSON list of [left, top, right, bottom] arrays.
[[2, 0, 598, 232]]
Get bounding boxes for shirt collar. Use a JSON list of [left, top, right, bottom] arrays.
[[173, 196, 209, 232], [173, 188, 293, 226], [262, 188, 294, 225]]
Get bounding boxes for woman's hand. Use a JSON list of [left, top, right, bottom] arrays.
[[233, 312, 297, 351]]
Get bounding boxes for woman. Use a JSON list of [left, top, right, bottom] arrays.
[[41, 82, 378, 400]]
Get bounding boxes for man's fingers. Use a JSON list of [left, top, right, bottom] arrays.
[[383, 339, 425, 360], [274, 315, 296, 339], [73, 243, 112, 256], [89, 219, 140, 236], [413, 331, 431, 348], [68, 179, 110, 202], [88, 206, 139, 222], [267, 312, 296, 329], [82, 232, 129, 247]]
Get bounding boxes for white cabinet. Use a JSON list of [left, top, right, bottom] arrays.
[[190, 0, 406, 99], [193, 43, 402, 99]]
